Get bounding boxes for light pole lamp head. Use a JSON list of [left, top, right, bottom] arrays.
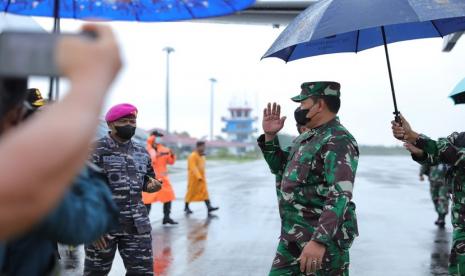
[[209, 78, 217, 84], [163, 47, 175, 54]]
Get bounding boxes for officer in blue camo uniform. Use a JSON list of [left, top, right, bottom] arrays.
[[84, 103, 162, 276]]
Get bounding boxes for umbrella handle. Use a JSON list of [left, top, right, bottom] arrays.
[[394, 112, 402, 126]]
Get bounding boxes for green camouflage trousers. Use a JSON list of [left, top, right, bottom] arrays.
[[449, 229, 465, 275], [430, 180, 450, 216], [269, 239, 349, 276]]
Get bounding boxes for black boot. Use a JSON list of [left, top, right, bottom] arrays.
[[205, 200, 219, 213], [163, 202, 178, 225], [184, 202, 193, 214], [145, 204, 152, 215], [435, 214, 446, 228]]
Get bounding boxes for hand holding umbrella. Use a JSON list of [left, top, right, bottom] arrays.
[[391, 115, 419, 144]]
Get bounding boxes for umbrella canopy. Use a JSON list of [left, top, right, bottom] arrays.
[[1, 0, 255, 21], [450, 78, 465, 105], [262, 0, 465, 121]]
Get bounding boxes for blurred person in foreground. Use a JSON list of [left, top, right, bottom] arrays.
[[392, 115, 465, 275], [258, 82, 359, 275], [184, 141, 219, 215], [1, 88, 119, 275], [143, 130, 178, 225], [84, 103, 162, 275], [0, 24, 121, 240]]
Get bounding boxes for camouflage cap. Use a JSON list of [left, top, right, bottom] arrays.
[[291, 81, 341, 102]]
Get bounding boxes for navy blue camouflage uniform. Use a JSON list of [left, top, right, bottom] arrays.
[[84, 134, 155, 275]]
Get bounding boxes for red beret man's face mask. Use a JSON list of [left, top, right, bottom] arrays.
[[113, 117, 137, 141]]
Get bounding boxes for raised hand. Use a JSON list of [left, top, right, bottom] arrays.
[[262, 102, 286, 141]]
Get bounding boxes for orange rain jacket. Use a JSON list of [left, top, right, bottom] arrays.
[[185, 150, 209, 202], [142, 136, 176, 204]]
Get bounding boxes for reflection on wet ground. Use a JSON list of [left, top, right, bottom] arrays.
[[430, 228, 450, 275], [62, 156, 452, 275]]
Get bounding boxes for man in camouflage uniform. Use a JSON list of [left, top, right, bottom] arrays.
[[258, 81, 359, 275], [419, 163, 450, 227], [84, 103, 162, 276], [393, 116, 465, 275]]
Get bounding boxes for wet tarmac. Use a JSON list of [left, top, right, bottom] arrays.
[[62, 156, 451, 275]]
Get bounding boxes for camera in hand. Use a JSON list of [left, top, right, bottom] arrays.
[[0, 31, 96, 77]]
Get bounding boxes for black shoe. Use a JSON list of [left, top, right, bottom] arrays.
[[163, 217, 179, 225], [436, 219, 446, 228], [435, 215, 446, 228], [184, 207, 193, 214], [207, 206, 219, 213]]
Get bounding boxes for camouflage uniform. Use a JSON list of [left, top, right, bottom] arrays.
[[84, 134, 155, 275], [275, 162, 286, 222], [258, 82, 359, 276], [420, 164, 450, 216], [413, 132, 465, 275]]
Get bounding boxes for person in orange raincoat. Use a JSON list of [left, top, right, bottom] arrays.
[[143, 130, 178, 225], [184, 141, 219, 215]]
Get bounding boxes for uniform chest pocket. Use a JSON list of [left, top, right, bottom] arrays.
[[135, 162, 147, 173], [102, 155, 127, 184], [133, 154, 148, 173], [292, 162, 311, 184], [285, 149, 314, 183], [281, 161, 312, 194]]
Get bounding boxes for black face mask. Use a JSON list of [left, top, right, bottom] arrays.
[[115, 125, 136, 140], [294, 107, 311, 126]]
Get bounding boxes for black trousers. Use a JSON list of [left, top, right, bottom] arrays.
[[145, 202, 172, 217]]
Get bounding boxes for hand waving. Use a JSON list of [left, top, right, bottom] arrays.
[[262, 103, 286, 140]]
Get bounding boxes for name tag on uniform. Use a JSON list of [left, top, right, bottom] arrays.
[[103, 155, 125, 163], [133, 153, 148, 164]]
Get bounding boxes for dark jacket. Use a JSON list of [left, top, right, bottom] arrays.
[[1, 163, 118, 276]]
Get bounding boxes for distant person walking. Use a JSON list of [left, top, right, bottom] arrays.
[[420, 163, 450, 227], [184, 141, 219, 215], [143, 130, 178, 225]]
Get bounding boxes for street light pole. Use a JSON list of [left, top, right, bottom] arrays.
[[209, 78, 217, 141], [163, 47, 175, 134]]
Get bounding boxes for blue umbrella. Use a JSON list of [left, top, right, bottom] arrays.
[[262, 0, 465, 122], [1, 0, 255, 22], [450, 78, 465, 104], [0, 0, 255, 100]]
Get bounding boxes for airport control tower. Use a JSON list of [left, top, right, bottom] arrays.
[[221, 106, 257, 143]]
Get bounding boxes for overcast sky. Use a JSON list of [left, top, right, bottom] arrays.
[[28, 17, 465, 146]]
